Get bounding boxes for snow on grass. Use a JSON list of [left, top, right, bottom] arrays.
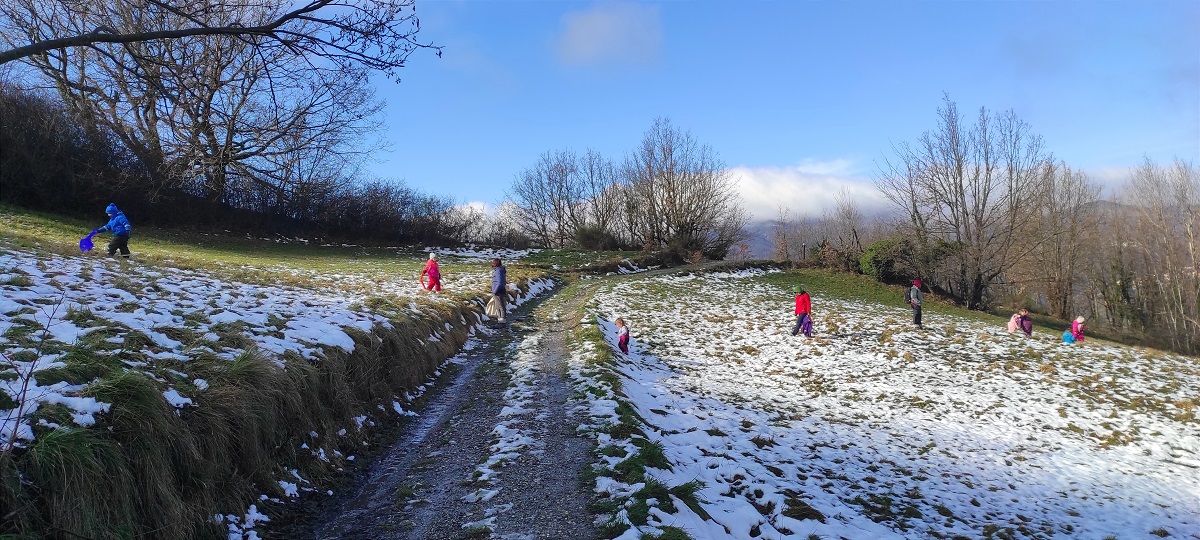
[[608, 259, 662, 276], [0, 247, 552, 448], [219, 504, 270, 540], [428, 245, 539, 261], [0, 249, 402, 446], [577, 269, 1200, 539]]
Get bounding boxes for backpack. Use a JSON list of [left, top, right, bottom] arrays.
[[904, 287, 912, 303]]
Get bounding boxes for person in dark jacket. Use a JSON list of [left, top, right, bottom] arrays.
[[491, 258, 507, 323], [907, 279, 924, 329], [93, 203, 132, 259], [791, 286, 812, 337], [1018, 309, 1033, 337]]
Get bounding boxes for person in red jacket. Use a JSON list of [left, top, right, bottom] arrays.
[[421, 253, 442, 292], [791, 286, 812, 337]]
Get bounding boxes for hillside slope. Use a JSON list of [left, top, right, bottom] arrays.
[[0, 233, 554, 538], [574, 267, 1199, 539]]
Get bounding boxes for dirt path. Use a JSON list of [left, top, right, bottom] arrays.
[[476, 284, 595, 540], [303, 283, 598, 540], [286, 263, 733, 539]]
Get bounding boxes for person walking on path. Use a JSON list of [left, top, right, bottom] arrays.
[[491, 258, 507, 323], [421, 253, 442, 292], [615, 318, 630, 354], [1018, 309, 1033, 337], [791, 286, 812, 338], [93, 203, 132, 260], [906, 279, 924, 329], [1071, 316, 1086, 343]]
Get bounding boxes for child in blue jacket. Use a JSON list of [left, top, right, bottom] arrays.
[[93, 203, 132, 259]]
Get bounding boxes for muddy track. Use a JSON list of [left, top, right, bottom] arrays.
[[282, 262, 731, 539], [292, 283, 598, 540], [478, 282, 596, 540]]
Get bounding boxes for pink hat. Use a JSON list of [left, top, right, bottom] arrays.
[[913, 279, 922, 287]]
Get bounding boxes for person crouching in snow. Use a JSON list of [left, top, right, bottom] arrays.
[[1071, 316, 1086, 343], [1007, 312, 1021, 333], [421, 253, 442, 292], [791, 286, 812, 338], [1018, 309, 1033, 337], [93, 203, 132, 259], [615, 318, 630, 354]]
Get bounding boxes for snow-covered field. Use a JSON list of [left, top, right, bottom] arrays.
[[0, 247, 538, 448], [580, 269, 1200, 539], [0, 244, 558, 539], [215, 248, 518, 298]]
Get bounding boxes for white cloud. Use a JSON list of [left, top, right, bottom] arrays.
[[1086, 166, 1133, 198], [456, 200, 491, 214], [730, 159, 891, 222], [554, 1, 663, 68]]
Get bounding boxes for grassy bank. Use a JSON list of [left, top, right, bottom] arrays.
[[0, 205, 565, 539]]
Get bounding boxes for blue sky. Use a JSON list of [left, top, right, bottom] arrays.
[[368, 0, 1200, 220]]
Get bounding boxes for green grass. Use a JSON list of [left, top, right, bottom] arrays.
[[758, 269, 984, 320], [757, 268, 1120, 342], [0, 205, 583, 539], [0, 204, 535, 298], [16, 428, 135, 538], [520, 248, 638, 268], [0, 203, 638, 277]]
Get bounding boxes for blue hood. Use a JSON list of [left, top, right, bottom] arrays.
[[105, 203, 119, 215]]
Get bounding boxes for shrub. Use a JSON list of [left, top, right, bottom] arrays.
[[859, 237, 913, 282]]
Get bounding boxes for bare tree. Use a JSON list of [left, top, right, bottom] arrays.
[[771, 206, 793, 262], [508, 149, 583, 248], [473, 202, 533, 247], [1027, 162, 1101, 318], [1121, 159, 1199, 352], [876, 95, 1052, 308], [622, 117, 747, 259], [0, 0, 439, 72], [578, 149, 621, 232], [826, 188, 866, 258], [17, 1, 388, 208], [877, 140, 940, 283]]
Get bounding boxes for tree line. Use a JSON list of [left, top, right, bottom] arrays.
[[0, 0, 476, 243], [502, 117, 749, 260], [768, 96, 1199, 355]]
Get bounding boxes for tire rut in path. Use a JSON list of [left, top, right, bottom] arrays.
[[482, 289, 596, 540], [313, 286, 598, 540]]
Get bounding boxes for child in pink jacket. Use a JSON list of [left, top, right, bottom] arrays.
[[1071, 316, 1086, 343], [421, 253, 442, 292]]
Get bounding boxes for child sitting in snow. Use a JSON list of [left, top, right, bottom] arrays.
[[615, 318, 630, 355]]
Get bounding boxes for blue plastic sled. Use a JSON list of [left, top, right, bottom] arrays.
[[79, 232, 96, 252]]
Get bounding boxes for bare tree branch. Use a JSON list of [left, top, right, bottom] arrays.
[[0, 0, 441, 71]]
